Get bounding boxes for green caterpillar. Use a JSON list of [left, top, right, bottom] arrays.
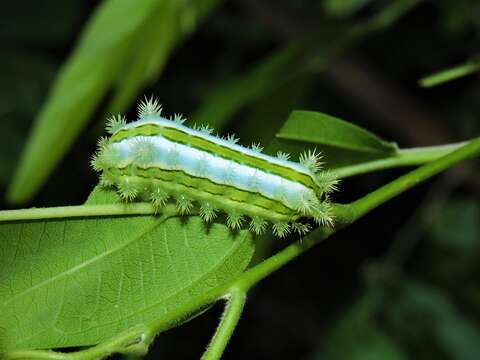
[[91, 98, 338, 237]]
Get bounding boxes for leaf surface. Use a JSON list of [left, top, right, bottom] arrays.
[[0, 188, 254, 351], [276, 110, 398, 168]]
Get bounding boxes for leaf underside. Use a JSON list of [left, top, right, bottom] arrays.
[[0, 187, 254, 351]]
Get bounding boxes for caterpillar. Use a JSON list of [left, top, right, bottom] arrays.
[[91, 97, 338, 237]]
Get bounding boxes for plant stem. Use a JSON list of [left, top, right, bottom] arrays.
[[335, 141, 468, 178], [2, 325, 153, 360], [0, 203, 177, 222], [349, 137, 480, 219], [201, 288, 247, 360]]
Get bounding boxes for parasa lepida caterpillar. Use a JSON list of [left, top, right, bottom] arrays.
[[91, 98, 338, 237]]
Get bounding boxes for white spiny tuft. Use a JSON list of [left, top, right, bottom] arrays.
[[249, 216, 268, 235], [138, 96, 162, 119], [132, 137, 155, 167], [312, 201, 334, 227], [118, 178, 138, 201], [150, 187, 169, 210], [224, 133, 239, 145], [172, 113, 186, 125], [299, 148, 323, 173], [96, 136, 110, 151], [295, 191, 319, 216], [315, 170, 340, 195], [90, 144, 120, 172], [276, 150, 290, 161], [250, 142, 264, 152], [198, 124, 214, 135], [199, 202, 218, 222], [176, 195, 194, 214], [291, 222, 311, 236], [90, 153, 102, 172], [105, 114, 127, 134], [272, 222, 291, 238], [99, 173, 115, 188], [227, 211, 244, 230]]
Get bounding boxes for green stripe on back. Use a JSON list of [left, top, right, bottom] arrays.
[[112, 124, 317, 189], [109, 166, 296, 221]]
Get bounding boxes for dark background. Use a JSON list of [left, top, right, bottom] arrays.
[[1, 0, 479, 359]]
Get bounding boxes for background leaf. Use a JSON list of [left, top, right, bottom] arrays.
[[319, 291, 407, 360], [7, 0, 220, 204], [429, 197, 480, 256], [385, 281, 480, 360], [276, 110, 398, 168], [0, 187, 254, 351], [419, 57, 480, 88]]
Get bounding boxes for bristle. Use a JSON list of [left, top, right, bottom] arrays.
[[226, 211, 244, 230], [138, 96, 162, 119], [199, 202, 218, 222], [118, 178, 138, 201], [312, 201, 334, 227], [172, 113, 186, 125], [276, 151, 290, 161], [315, 170, 340, 195], [99, 173, 115, 188], [224, 134, 239, 145], [249, 216, 268, 235], [90, 153, 103, 172], [96, 136, 110, 151], [90, 145, 120, 172], [132, 137, 155, 167], [106, 114, 127, 134], [150, 187, 169, 210], [272, 222, 291, 238], [176, 195, 193, 215], [299, 149, 323, 173], [291, 222, 311, 236], [250, 143, 264, 152], [199, 124, 214, 135]]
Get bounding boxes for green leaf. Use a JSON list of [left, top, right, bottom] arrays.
[[108, 0, 221, 114], [419, 58, 480, 88], [7, 0, 220, 204], [276, 110, 398, 168], [0, 187, 254, 351], [387, 281, 480, 360], [323, 0, 374, 18], [429, 197, 480, 255], [320, 291, 407, 360], [277, 110, 397, 154], [190, 42, 311, 131]]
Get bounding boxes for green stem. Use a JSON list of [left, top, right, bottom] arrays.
[[0, 203, 177, 222], [335, 141, 468, 178], [2, 325, 154, 360], [201, 288, 247, 360], [349, 137, 480, 219]]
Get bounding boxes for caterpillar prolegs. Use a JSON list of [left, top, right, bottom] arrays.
[[91, 98, 338, 237]]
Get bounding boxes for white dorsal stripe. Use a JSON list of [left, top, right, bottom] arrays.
[[116, 117, 313, 176]]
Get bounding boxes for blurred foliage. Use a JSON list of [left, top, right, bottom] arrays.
[[0, 0, 479, 358]]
